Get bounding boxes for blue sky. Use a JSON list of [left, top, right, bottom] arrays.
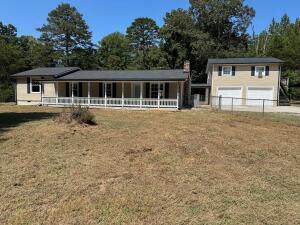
[[0, 0, 299, 43]]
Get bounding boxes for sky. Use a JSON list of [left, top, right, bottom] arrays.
[[0, 0, 299, 43]]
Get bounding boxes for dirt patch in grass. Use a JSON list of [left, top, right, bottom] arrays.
[[0, 105, 299, 224]]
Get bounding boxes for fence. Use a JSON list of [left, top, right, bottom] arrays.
[[211, 96, 278, 114]]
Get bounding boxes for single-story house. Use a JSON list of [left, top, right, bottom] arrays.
[[11, 57, 284, 109], [11, 63, 191, 109]]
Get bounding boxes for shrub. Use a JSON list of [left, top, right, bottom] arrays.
[[70, 105, 96, 125], [55, 105, 96, 125]]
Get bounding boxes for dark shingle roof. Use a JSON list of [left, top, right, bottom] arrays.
[[207, 57, 283, 65], [11, 67, 80, 77], [57, 70, 187, 81]]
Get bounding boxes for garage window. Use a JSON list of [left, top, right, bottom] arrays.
[[255, 66, 265, 77], [222, 66, 232, 76]]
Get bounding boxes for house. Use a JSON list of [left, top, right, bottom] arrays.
[[11, 57, 284, 109], [11, 63, 191, 109], [192, 57, 284, 106]]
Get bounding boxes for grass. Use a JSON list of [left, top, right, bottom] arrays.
[[0, 104, 299, 224]]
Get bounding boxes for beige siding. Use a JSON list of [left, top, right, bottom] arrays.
[[90, 82, 99, 97], [58, 82, 68, 97], [211, 64, 280, 102], [16, 77, 41, 105], [169, 83, 177, 99], [44, 82, 56, 97]]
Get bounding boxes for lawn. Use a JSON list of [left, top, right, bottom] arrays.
[[0, 104, 299, 225]]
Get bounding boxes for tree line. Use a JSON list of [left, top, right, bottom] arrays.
[[0, 0, 300, 100]]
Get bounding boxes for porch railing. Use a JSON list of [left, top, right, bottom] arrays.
[[42, 97, 178, 108]]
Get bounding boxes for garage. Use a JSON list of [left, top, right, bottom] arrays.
[[247, 87, 274, 106], [217, 87, 242, 105]]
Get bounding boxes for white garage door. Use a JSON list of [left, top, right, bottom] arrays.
[[217, 87, 242, 105], [247, 87, 274, 106]]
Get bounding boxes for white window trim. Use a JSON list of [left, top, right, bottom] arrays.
[[255, 66, 266, 77], [222, 66, 232, 76], [30, 78, 41, 93]]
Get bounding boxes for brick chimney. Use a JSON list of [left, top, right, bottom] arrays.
[[183, 60, 190, 73]]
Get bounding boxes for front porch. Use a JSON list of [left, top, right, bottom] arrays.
[[42, 81, 183, 109]]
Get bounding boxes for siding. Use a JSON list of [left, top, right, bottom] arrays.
[[16, 77, 41, 105], [211, 64, 280, 102]]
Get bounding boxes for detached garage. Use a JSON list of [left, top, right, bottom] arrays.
[[247, 87, 274, 106], [217, 87, 242, 105]]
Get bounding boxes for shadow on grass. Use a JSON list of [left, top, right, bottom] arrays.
[[0, 112, 56, 141]]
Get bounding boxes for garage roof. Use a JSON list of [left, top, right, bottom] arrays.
[[207, 57, 283, 65]]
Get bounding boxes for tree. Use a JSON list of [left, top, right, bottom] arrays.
[[249, 14, 300, 99], [18, 36, 57, 68], [37, 3, 93, 66], [160, 1, 255, 82], [126, 17, 159, 69], [190, 0, 255, 54], [97, 32, 132, 70]]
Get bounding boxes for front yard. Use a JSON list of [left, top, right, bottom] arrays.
[[0, 105, 299, 224]]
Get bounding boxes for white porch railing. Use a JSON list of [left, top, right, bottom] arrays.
[[42, 97, 178, 108]]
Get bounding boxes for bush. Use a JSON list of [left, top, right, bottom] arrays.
[[70, 105, 96, 125], [55, 105, 96, 125]]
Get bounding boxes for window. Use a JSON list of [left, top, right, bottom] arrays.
[[150, 83, 164, 98], [106, 83, 112, 97], [222, 66, 232, 76], [72, 83, 78, 97], [255, 66, 265, 76], [31, 79, 41, 93]]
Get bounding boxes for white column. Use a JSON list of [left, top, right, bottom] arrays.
[[71, 82, 74, 104], [88, 82, 91, 106], [176, 82, 179, 109], [122, 82, 124, 107], [158, 82, 160, 108], [104, 82, 107, 107], [56, 82, 58, 104], [41, 82, 44, 105], [140, 82, 143, 108]]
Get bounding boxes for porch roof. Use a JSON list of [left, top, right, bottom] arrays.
[[56, 70, 188, 81]]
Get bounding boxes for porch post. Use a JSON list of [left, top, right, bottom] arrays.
[[41, 82, 44, 106], [56, 82, 58, 104], [88, 82, 91, 106], [158, 82, 160, 108], [140, 82, 143, 108], [104, 82, 107, 107], [122, 82, 124, 107], [205, 87, 209, 104], [177, 82, 179, 109], [71, 82, 74, 104]]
